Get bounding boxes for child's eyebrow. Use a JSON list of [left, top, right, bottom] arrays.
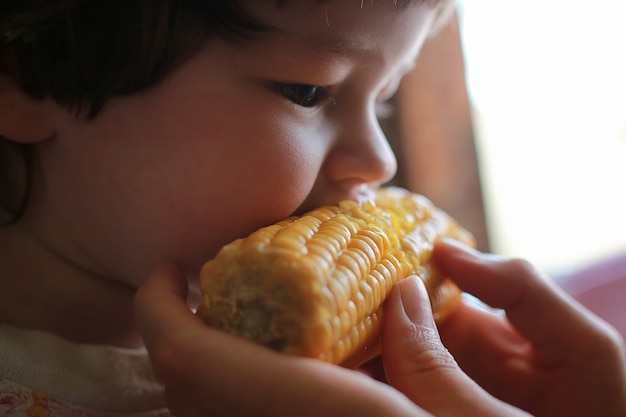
[[308, 37, 420, 72], [317, 39, 374, 57]]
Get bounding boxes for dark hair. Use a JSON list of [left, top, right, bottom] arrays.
[[0, 0, 276, 225], [0, 0, 452, 225], [0, 1, 278, 117]]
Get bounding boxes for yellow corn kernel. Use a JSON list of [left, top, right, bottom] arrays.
[[197, 187, 474, 367]]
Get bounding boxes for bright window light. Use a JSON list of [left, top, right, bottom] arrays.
[[457, 0, 626, 274]]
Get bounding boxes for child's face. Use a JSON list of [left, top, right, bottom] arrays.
[[33, 1, 439, 285]]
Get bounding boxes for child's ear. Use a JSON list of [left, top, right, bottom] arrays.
[[0, 73, 55, 143]]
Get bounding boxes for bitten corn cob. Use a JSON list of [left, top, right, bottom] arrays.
[[197, 187, 474, 368]]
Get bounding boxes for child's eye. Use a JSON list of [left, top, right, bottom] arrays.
[[273, 83, 328, 107]]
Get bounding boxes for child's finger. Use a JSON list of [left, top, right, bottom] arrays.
[[134, 264, 428, 417], [134, 263, 290, 414], [133, 262, 194, 351], [432, 239, 620, 363]]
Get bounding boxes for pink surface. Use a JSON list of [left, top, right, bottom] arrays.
[[557, 252, 626, 342]]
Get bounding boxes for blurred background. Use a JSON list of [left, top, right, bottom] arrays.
[[457, 0, 626, 275]]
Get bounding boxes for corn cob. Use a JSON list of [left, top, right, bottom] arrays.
[[197, 187, 474, 368]]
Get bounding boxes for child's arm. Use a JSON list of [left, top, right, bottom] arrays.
[[134, 263, 527, 417], [433, 240, 626, 417]]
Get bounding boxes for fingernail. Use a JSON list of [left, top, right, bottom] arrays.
[[398, 276, 433, 323]]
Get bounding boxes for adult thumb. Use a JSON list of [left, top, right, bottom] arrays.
[[381, 276, 526, 417]]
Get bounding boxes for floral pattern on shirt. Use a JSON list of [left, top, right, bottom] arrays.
[[0, 376, 171, 417]]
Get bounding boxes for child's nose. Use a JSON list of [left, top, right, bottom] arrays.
[[323, 113, 397, 187]]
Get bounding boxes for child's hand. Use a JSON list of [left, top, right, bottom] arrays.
[[134, 263, 527, 417], [433, 239, 626, 417]]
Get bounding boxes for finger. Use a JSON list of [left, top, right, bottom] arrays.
[[134, 262, 287, 414], [438, 300, 538, 407], [133, 262, 193, 351], [382, 276, 528, 416], [433, 239, 619, 361], [439, 297, 531, 371], [383, 276, 461, 404], [134, 264, 426, 416]]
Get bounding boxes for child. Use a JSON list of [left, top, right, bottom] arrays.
[[1, 1, 625, 416]]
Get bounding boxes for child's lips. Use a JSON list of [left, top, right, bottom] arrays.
[[293, 185, 378, 216], [324, 186, 378, 206], [349, 185, 376, 203], [337, 183, 377, 204]]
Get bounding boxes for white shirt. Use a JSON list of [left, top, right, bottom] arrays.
[[0, 324, 170, 416]]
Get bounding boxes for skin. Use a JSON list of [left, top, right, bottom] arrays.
[[433, 240, 626, 417], [135, 260, 528, 417], [0, 0, 425, 346], [2, 1, 626, 416], [134, 241, 626, 417]]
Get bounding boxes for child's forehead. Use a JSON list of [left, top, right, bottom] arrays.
[[269, 0, 422, 8], [242, 0, 436, 23], [239, 1, 438, 58], [242, 0, 438, 39]]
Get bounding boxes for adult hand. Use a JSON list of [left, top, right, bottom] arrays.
[[433, 239, 626, 417], [134, 263, 527, 417]]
